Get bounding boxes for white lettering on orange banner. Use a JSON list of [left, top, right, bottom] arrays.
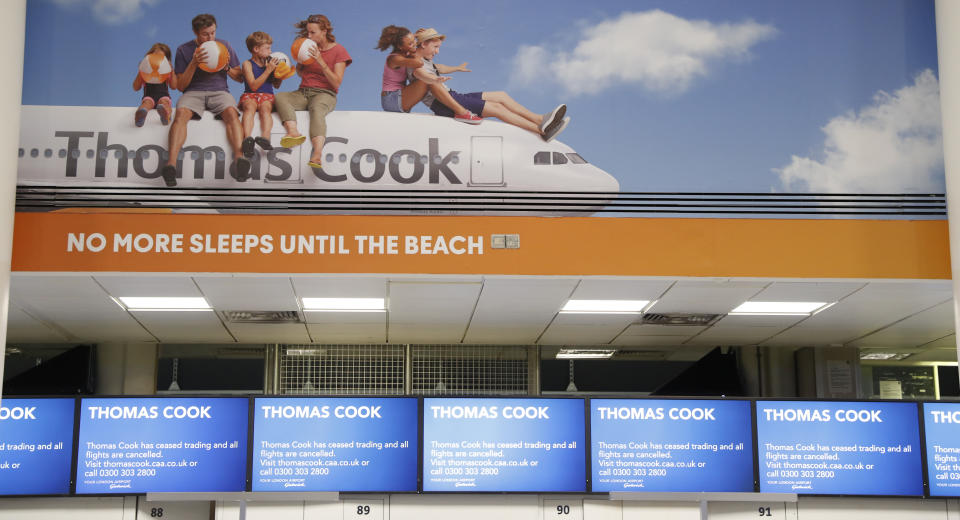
[[65, 233, 484, 256]]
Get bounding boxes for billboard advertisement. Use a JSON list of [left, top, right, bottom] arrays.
[[18, 0, 943, 215]]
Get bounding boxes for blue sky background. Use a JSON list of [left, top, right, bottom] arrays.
[[21, 0, 943, 193]]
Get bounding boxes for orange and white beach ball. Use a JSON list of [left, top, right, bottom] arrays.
[[138, 51, 171, 84], [198, 40, 230, 72], [291, 38, 317, 65], [270, 52, 296, 80]]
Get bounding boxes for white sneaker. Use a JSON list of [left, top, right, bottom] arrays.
[[543, 116, 570, 142], [539, 104, 566, 133]]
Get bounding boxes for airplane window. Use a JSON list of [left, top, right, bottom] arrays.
[[58, 149, 66, 158], [406, 155, 414, 164], [451, 155, 459, 164], [339, 154, 347, 163], [420, 155, 428, 164], [204, 151, 214, 160], [86, 150, 94, 159], [44, 149, 52, 158], [534, 151, 550, 165], [191, 151, 199, 160], [99, 150, 107, 159], [162, 151, 169, 160], [379, 154, 387, 164], [391, 155, 400, 164], [30, 149, 38, 158], [115, 150, 124, 159], [139, 150, 149, 159], [365, 154, 374, 163], [566, 153, 587, 164], [432, 155, 441, 165], [325, 153, 334, 163], [216, 152, 225, 161], [352, 155, 360, 163], [552, 152, 567, 165], [17, 148, 23, 157], [71, 149, 80, 159]]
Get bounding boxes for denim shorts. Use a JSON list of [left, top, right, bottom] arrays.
[[430, 91, 485, 118], [381, 90, 407, 113]]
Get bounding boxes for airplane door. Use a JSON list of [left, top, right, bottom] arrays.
[[470, 136, 504, 186]]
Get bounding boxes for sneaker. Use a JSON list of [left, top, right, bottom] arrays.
[[234, 157, 251, 181], [454, 112, 483, 124], [254, 136, 273, 150], [539, 104, 566, 133], [241, 137, 255, 159], [543, 116, 570, 143], [160, 164, 178, 187], [157, 104, 170, 125], [134, 108, 147, 127]]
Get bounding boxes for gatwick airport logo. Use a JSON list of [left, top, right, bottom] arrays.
[[53, 131, 464, 184]]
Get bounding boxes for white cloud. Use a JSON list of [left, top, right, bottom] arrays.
[[776, 69, 943, 193], [509, 10, 776, 96], [51, 0, 161, 25]]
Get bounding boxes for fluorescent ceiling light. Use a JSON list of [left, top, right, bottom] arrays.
[[556, 348, 616, 359], [729, 301, 833, 316], [301, 297, 385, 312], [287, 348, 324, 356], [117, 296, 212, 311], [560, 299, 650, 314], [860, 352, 912, 361]]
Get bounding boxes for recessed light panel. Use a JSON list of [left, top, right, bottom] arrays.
[[560, 300, 650, 314], [301, 297, 385, 312], [117, 297, 212, 311], [556, 348, 616, 359], [729, 301, 831, 315]]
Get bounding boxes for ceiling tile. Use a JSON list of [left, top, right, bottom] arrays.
[[223, 322, 310, 343], [195, 276, 298, 310], [648, 280, 768, 314], [539, 312, 637, 345], [387, 281, 482, 343], [464, 278, 578, 344], [130, 311, 232, 343]]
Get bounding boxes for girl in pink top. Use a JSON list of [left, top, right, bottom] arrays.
[[375, 25, 481, 124], [274, 14, 351, 169]]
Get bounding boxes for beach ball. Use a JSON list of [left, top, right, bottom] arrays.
[[291, 38, 317, 65], [270, 52, 296, 80], [138, 51, 171, 84], [198, 40, 230, 72]]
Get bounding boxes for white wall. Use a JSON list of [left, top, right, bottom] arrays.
[[0, 495, 959, 520]]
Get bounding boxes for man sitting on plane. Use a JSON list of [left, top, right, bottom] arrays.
[[160, 13, 249, 187]]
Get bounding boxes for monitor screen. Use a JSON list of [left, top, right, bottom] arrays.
[[923, 402, 960, 497], [590, 399, 754, 492], [75, 397, 248, 494], [756, 401, 922, 495], [422, 398, 586, 492], [251, 397, 418, 491], [0, 398, 75, 495]]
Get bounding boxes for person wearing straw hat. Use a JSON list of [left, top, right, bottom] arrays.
[[408, 27, 568, 141]]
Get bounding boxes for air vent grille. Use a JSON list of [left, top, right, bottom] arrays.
[[221, 310, 302, 323], [641, 313, 723, 326]]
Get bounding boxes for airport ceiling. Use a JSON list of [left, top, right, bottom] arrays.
[[5, 274, 956, 363]]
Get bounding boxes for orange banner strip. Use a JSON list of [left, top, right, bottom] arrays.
[[11, 213, 950, 279]]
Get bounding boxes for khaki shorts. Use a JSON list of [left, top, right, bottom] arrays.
[[177, 90, 238, 119]]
